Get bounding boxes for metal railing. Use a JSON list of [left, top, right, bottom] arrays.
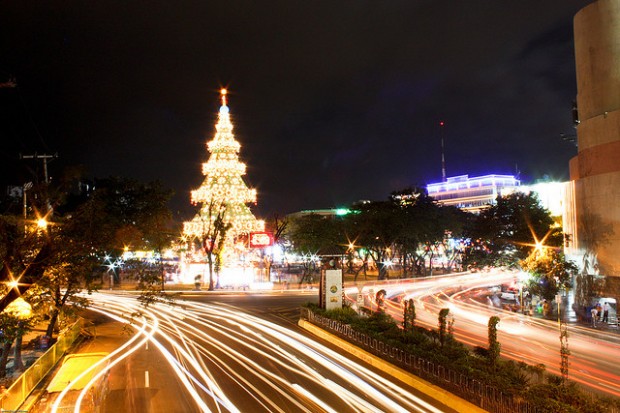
[[0, 318, 85, 412]]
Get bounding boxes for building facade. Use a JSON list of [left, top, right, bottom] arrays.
[[569, 0, 620, 278], [426, 174, 521, 213]]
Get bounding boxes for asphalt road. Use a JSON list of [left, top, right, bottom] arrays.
[[350, 271, 620, 399], [47, 290, 457, 413]]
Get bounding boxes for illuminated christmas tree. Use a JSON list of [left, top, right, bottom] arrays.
[[184, 89, 264, 249]]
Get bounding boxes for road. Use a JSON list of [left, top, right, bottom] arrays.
[[348, 270, 620, 398], [40, 291, 457, 413]]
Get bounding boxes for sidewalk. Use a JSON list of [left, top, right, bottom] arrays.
[[0, 324, 49, 389], [19, 310, 131, 412]]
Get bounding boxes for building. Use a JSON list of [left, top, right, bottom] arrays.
[[426, 174, 521, 213], [568, 0, 620, 279]]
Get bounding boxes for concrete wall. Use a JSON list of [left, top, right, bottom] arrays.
[[571, 0, 620, 277], [574, 0, 620, 121]]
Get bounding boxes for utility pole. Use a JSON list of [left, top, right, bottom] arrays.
[[20, 152, 58, 213], [22, 181, 33, 234], [439, 121, 447, 182], [20, 152, 58, 184], [557, 293, 569, 383]]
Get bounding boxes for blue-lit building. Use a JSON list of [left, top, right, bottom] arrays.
[[426, 174, 521, 213]]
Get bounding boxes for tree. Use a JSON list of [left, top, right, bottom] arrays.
[[463, 192, 561, 269], [68, 176, 176, 296], [72, 177, 175, 257], [0, 311, 22, 378], [385, 188, 468, 277], [1, 172, 177, 337], [345, 201, 399, 280], [0, 285, 43, 377], [488, 316, 501, 368], [265, 213, 288, 281], [521, 249, 576, 303], [0, 170, 98, 336], [190, 201, 232, 291], [0, 214, 52, 312], [438, 308, 450, 347], [576, 211, 615, 309], [403, 298, 416, 332], [288, 213, 344, 285], [391, 188, 436, 277]]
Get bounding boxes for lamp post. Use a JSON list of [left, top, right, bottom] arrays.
[[558, 286, 569, 383]]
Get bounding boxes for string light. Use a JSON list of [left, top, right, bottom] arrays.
[[184, 89, 265, 239]]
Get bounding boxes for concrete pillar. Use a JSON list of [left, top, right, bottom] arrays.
[[570, 0, 620, 277]]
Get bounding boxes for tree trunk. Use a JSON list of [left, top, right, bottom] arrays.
[[0, 340, 13, 378], [13, 324, 24, 372], [378, 262, 388, 280], [428, 249, 435, 276], [207, 254, 214, 291], [46, 308, 60, 338]]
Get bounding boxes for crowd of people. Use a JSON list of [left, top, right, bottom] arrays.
[[589, 302, 613, 327]]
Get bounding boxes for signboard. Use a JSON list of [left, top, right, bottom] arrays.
[[325, 269, 343, 310], [357, 292, 364, 307], [249, 231, 274, 248]]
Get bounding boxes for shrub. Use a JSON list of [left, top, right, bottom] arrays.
[[325, 306, 357, 323], [302, 303, 616, 412]]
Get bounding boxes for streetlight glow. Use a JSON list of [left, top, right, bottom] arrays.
[[37, 218, 48, 229]]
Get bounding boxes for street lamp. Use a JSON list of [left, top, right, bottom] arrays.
[[37, 218, 48, 230]]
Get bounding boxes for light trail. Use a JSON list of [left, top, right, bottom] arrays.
[[69, 292, 453, 412], [351, 270, 620, 398]]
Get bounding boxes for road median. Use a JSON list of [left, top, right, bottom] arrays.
[[298, 318, 487, 413]]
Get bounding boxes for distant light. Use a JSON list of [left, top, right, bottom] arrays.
[[439, 121, 445, 127], [220, 88, 228, 108], [37, 218, 48, 229], [335, 208, 350, 216], [535, 241, 545, 255]]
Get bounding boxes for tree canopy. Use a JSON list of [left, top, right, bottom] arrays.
[[0, 172, 176, 335], [462, 192, 562, 269]]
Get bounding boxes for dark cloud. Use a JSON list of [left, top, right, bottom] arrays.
[[0, 1, 592, 218]]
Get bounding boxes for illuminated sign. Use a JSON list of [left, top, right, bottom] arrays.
[[325, 269, 343, 310], [249, 232, 274, 248]]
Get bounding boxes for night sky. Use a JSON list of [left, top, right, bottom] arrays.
[[0, 1, 592, 220]]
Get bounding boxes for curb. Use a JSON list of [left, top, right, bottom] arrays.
[[298, 319, 487, 413]]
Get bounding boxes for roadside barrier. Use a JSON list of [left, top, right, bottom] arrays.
[[0, 318, 84, 412], [301, 307, 533, 413]]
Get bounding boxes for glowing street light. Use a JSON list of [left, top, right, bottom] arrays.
[[534, 241, 545, 256], [37, 218, 48, 230]]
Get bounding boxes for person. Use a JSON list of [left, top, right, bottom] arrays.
[[596, 302, 603, 321], [591, 306, 598, 327], [603, 302, 610, 323]]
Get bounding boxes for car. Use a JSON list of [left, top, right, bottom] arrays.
[[501, 290, 519, 301]]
